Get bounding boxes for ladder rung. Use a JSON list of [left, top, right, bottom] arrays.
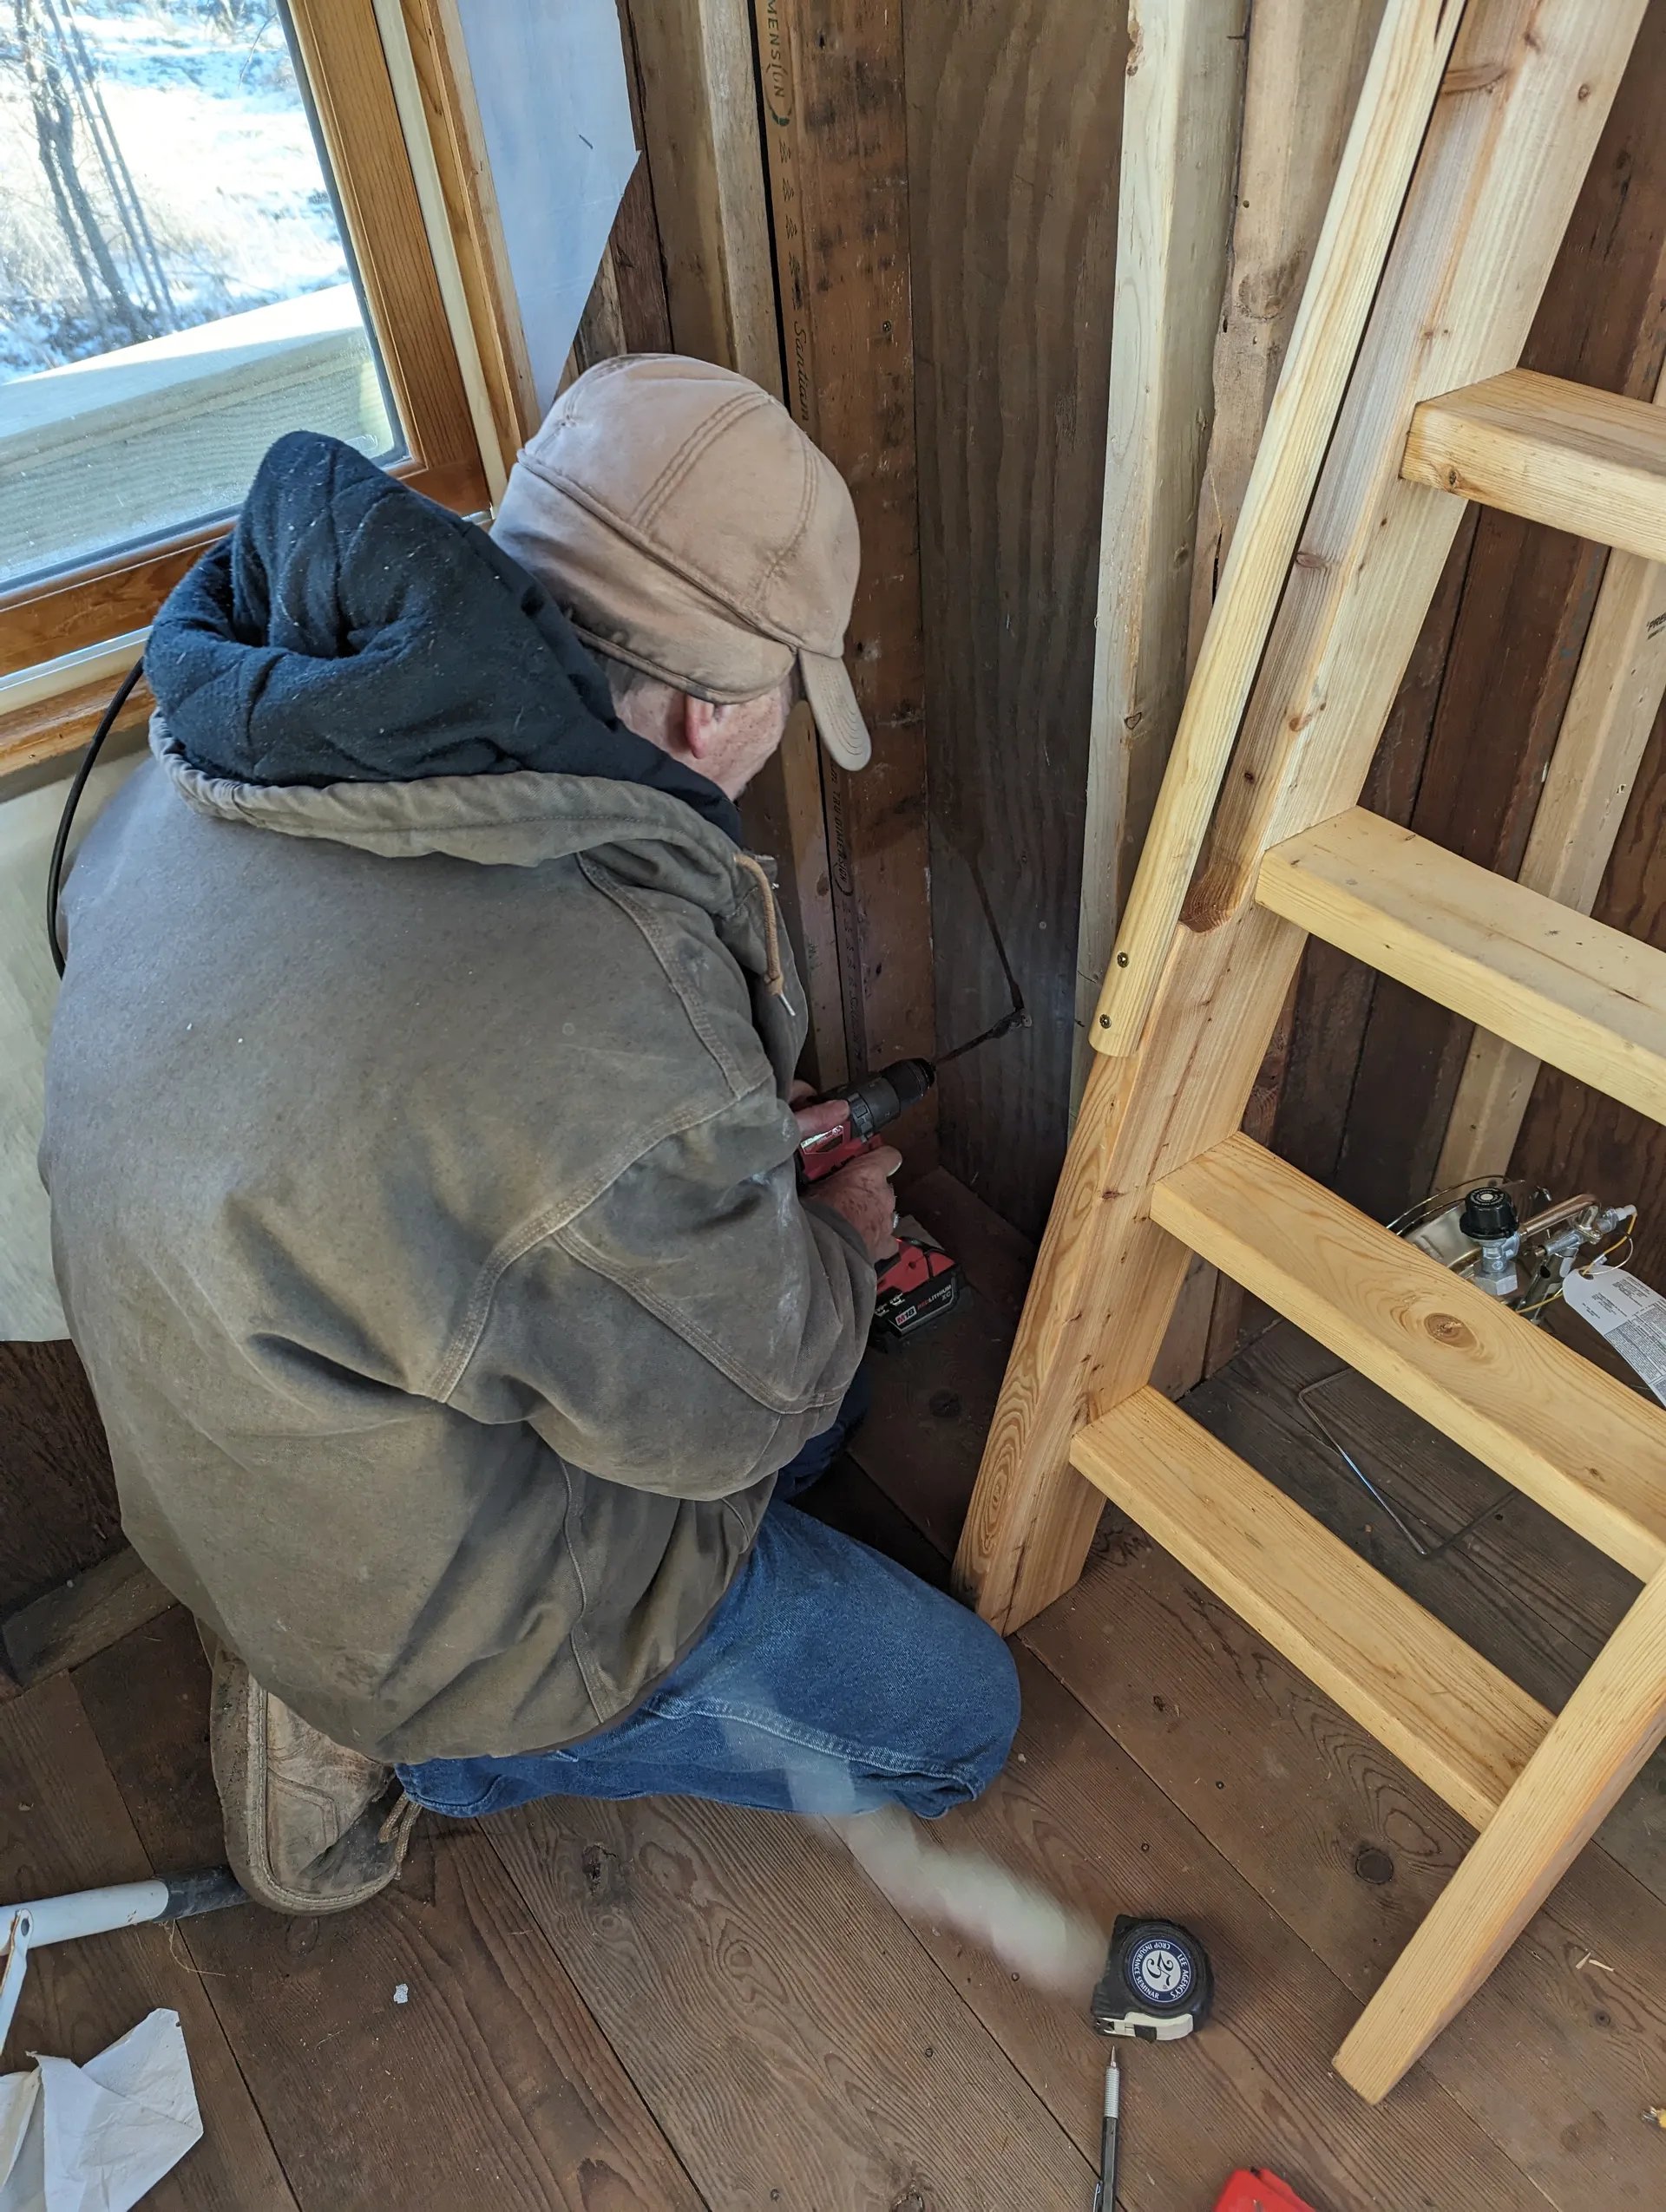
[[1403, 369, 1666, 562], [1071, 1389, 1550, 1830], [1256, 807, 1666, 1126], [1151, 1132, 1666, 1580]]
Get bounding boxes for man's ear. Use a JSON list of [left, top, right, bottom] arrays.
[[680, 695, 723, 762]]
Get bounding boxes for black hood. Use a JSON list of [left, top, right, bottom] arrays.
[[144, 431, 743, 842]]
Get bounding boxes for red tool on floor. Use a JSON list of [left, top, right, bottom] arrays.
[[1212, 2172, 1322, 2212]]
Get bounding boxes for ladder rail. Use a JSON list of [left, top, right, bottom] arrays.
[[959, 0, 1648, 1633], [1335, 1561, 1666, 2101], [960, 0, 1656, 2104], [1090, 0, 1464, 1057]]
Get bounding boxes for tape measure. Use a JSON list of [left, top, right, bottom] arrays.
[[1090, 1915, 1213, 2042]]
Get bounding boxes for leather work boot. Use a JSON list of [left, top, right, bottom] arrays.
[[205, 1635, 419, 1914]]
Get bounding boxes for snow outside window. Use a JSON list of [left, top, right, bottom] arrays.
[[0, 0, 403, 594]]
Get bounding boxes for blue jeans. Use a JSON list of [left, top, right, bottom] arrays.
[[398, 1371, 1020, 1821]]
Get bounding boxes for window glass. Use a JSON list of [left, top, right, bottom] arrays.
[[0, 0, 402, 595]]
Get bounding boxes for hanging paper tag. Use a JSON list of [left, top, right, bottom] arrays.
[[1563, 1264, 1666, 1407]]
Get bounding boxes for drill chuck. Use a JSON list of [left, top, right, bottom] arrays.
[[836, 1057, 935, 1142]]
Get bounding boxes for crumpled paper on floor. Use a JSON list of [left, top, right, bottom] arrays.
[[0, 2010, 201, 2211]]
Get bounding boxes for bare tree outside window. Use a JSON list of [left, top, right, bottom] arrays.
[[0, 1, 347, 380], [13, 0, 156, 350], [0, 1, 399, 593]]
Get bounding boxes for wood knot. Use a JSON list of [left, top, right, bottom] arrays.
[[1354, 1844, 1395, 1886], [1424, 1312, 1473, 1349], [580, 1842, 624, 1902]]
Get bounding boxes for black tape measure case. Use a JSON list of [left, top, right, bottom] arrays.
[[1090, 1916, 1214, 2042]]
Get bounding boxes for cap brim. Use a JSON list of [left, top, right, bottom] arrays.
[[799, 650, 872, 770]]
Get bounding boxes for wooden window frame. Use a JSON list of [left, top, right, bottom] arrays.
[[0, 0, 491, 685]]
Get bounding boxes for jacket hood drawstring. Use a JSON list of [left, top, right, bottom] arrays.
[[735, 851, 791, 1010]]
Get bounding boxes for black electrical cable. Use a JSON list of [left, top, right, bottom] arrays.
[[46, 656, 146, 978]]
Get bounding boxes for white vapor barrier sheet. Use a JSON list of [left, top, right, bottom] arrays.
[[453, 0, 639, 415], [0, 753, 143, 1339]]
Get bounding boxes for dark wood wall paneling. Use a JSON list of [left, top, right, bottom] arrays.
[[906, 3, 1128, 1240], [753, 0, 935, 1099], [1270, 3, 1666, 1247], [0, 1342, 119, 1621]]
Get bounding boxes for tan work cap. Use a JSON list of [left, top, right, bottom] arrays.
[[492, 354, 870, 769]]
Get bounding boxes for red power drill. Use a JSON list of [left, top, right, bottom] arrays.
[[797, 1058, 962, 1348]]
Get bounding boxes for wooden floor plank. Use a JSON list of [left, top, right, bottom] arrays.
[[73, 1610, 705, 2212], [0, 1672, 298, 2210], [1194, 1325, 1640, 1676], [1023, 1526, 1666, 2206], [914, 1648, 1554, 2212], [485, 1789, 1094, 2210], [3, 1544, 172, 1687], [1187, 1321, 1666, 1905]]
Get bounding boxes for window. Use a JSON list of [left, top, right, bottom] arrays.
[[0, 0, 490, 684], [2, 0, 403, 596]]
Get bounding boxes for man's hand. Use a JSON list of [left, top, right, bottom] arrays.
[[790, 1081, 900, 1263], [790, 1095, 851, 1146], [814, 1146, 902, 1263]]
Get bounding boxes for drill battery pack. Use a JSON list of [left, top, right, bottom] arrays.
[[871, 1218, 961, 1349], [797, 1084, 962, 1348]]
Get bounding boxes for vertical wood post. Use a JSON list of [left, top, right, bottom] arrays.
[[620, 0, 846, 1083], [751, 0, 935, 1099], [1072, 0, 1247, 1103]]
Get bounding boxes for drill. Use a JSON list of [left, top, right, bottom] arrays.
[[797, 1058, 962, 1347]]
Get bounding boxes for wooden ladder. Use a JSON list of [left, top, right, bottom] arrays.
[[955, 0, 1666, 2103]]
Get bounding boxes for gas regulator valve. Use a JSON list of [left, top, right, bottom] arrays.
[[1396, 1179, 1637, 1321], [1456, 1185, 1521, 1299]]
